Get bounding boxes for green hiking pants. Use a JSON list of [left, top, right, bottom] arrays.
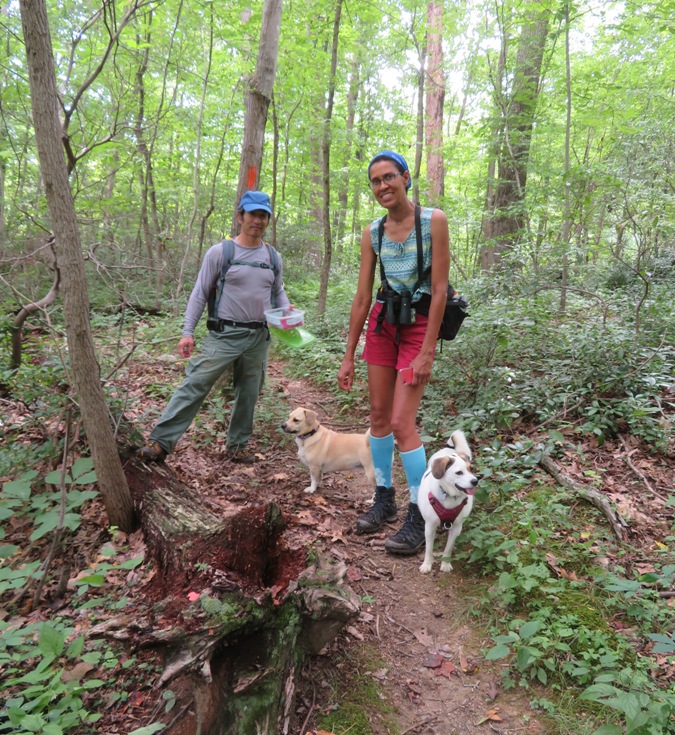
[[149, 326, 269, 453]]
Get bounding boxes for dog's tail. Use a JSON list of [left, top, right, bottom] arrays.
[[447, 430, 471, 461], [365, 428, 371, 447]]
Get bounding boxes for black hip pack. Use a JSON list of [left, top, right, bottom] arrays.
[[376, 204, 468, 342]]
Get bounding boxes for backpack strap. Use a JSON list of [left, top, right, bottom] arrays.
[[208, 239, 280, 320], [376, 205, 424, 289]]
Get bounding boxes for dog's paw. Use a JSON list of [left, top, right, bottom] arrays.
[[419, 561, 433, 574], [440, 561, 453, 572], [303, 487, 316, 494]]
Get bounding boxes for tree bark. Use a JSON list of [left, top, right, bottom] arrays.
[[481, 0, 549, 268], [19, 0, 135, 532], [425, 0, 445, 202], [539, 455, 629, 541], [232, 0, 283, 234], [317, 0, 343, 317], [105, 458, 361, 734]]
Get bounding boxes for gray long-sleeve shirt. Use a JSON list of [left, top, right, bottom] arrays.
[[182, 240, 290, 336]]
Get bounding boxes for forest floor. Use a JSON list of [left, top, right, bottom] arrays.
[[3, 349, 674, 735]]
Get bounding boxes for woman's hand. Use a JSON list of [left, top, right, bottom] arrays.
[[409, 350, 434, 386], [338, 357, 355, 391]]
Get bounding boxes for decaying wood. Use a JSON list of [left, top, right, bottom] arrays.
[[539, 455, 629, 541], [110, 457, 361, 734]]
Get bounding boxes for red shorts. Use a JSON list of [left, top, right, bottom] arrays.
[[362, 301, 435, 370]]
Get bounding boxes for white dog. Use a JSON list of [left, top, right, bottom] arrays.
[[282, 407, 375, 494], [417, 431, 478, 574]]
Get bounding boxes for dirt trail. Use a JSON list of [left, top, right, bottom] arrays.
[[125, 356, 546, 734], [268, 365, 546, 734]]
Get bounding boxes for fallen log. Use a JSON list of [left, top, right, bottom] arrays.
[[110, 456, 361, 734], [539, 455, 629, 541]]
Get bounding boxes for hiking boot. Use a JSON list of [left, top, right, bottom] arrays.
[[356, 486, 397, 534], [384, 502, 425, 555], [226, 446, 256, 465], [136, 441, 168, 463]]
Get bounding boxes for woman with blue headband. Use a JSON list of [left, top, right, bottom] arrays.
[[338, 151, 450, 555]]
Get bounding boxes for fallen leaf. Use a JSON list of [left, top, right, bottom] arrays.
[[61, 662, 95, 683], [485, 680, 499, 701], [433, 661, 455, 678], [347, 566, 362, 582], [346, 626, 363, 641], [270, 472, 289, 482], [413, 628, 434, 647], [187, 591, 200, 601], [422, 653, 443, 668]]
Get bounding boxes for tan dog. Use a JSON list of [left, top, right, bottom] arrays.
[[282, 407, 375, 494]]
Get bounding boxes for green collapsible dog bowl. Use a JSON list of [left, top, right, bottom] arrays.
[[268, 325, 317, 349]]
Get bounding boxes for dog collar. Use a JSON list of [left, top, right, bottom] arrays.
[[429, 493, 468, 526], [298, 426, 319, 440]]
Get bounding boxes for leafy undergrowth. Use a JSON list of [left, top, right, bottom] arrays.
[[1, 281, 674, 734]]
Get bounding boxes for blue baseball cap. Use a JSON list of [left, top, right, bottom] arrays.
[[239, 190, 272, 215], [368, 150, 412, 190]]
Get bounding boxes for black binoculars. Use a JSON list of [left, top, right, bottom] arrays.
[[384, 288, 413, 326]]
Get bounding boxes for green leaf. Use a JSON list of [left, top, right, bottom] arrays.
[[66, 636, 85, 658], [128, 724, 166, 735], [547, 429, 565, 444], [39, 624, 65, 657], [591, 726, 623, 735], [0, 544, 19, 558], [71, 458, 95, 479], [76, 574, 105, 587], [44, 470, 72, 485], [30, 511, 60, 541], [518, 620, 542, 640], [2, 478, 33, 500], [484, 644, 511, 660]]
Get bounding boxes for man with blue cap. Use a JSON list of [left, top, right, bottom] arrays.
[[138, 190, 291, 465]]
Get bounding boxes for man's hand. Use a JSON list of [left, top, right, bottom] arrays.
[[178, 336, 194, 359]]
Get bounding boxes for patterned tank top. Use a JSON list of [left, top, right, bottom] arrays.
[[370, 206, 433, 302]]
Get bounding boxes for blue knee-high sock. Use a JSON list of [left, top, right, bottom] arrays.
[[400, 445, 427, 504], [370, 432, 395, 488]]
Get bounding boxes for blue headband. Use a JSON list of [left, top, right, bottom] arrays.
[[368, 150, 412, 190]]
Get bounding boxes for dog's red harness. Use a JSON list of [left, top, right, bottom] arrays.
[[428, 493, 468, 527]]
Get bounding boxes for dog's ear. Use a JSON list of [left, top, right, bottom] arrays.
[[304, 408, 318, 425], [457, 452, 471, 464], [431, 456, 451, 480]]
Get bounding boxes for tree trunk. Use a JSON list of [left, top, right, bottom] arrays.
[[19, 0, 135, 532], [232, 0, 283, 234], [413, 35, 426, 207], [177, 5, 214, 300], [425, 0, 444, 202], [109, 458, 361, 734], [335, 55, 360, 253], [481, 0, 549, 269], [317, 0, 343, 317], [559, 0, 572, 314]]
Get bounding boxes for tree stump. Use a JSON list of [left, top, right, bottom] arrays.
[[113, 457, 360, 734]]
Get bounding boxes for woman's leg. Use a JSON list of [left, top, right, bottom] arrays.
[[355, 364, 398, 534], [384, 374, 428, 554]]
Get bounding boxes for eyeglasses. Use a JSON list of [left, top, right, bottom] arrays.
[[369, 172, 401, 189]]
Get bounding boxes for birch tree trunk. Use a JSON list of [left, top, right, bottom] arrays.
[[19, 0, 135, 532]]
